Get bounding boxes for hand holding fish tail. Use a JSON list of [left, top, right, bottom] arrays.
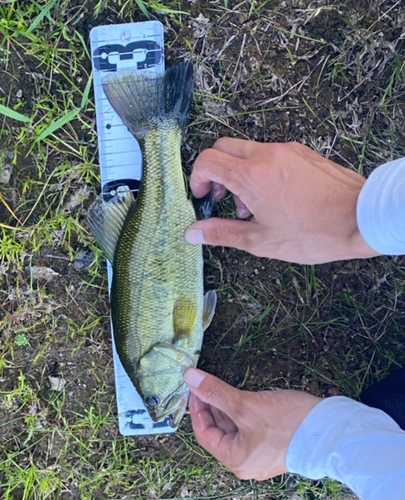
[[185, 368, 321, 480], [185, 139, 379, 265]]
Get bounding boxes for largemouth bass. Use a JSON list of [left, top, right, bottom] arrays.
[[87, 62, 216, 427]]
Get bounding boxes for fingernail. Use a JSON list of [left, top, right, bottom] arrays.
[[185, 368, 205, 388], [185, 229, 205, 245], [237, 207, 250, 218], [213, 184, 222, 198]]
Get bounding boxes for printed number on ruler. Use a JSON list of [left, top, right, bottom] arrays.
[[90, 22, 175, 436]]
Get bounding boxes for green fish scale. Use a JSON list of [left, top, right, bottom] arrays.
[[111, 125, 204, 388]]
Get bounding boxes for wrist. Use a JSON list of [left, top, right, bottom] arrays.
[[348, 224, 381, 260], [332, 171, 380, 262], [279, 391, 322, 471], [344, 172, 380, 260], [306, 173, 380, 264]]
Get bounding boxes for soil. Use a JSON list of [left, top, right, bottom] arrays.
[[1, 0, 405, 499]]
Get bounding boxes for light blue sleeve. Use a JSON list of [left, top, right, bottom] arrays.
[[286, 396, 405, 499], [357, 158, 405, 254]]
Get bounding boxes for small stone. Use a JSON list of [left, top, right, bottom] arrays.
[[16, 89, 23, 98], [0, 151, 13, 184], [48, 376, 66, 391], [26, 266, 60, 281]]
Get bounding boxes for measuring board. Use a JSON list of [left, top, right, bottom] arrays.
[[90, 21, 175, 435]]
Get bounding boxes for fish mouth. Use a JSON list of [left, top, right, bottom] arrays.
[[169, 406, 187, 427], [152, 390, 189, 427]]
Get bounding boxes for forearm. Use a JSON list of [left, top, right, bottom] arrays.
[[286, 396, 405, 499], [357, 157, 405, 255]]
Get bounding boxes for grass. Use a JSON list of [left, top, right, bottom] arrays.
[[0, 0, 404, 499]]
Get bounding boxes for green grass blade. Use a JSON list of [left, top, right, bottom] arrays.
[[35, 107, 81, 142], [27, 0, 57, 34], [0, 104, 30, 122], [149, 2, 189, 14], [135, 0, 149, 17], [81, 74, 93, 109], [75, 31, 91, 62]]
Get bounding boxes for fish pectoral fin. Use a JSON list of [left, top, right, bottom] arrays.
[[173, 297, 197, 340], [203, 290, 217, 331], [87, 186, 135, 263]]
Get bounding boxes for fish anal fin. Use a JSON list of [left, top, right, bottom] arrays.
[[87, 185, 135, 263], [173, 297, 197, 340], [203, 290, 217, 331]]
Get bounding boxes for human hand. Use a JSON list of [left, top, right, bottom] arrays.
[[184, 368, 321, 480], [185, 139, 379, 264]]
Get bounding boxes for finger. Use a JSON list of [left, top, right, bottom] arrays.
[[233, 194, 251, 218], [212, 182, 227, 201], [188, 392, 228, 452], [188, 394, 217, 432], [189, 394, 238, 434], [188, 399, 237, 464], [211, 406, 238, 434], [190, 149, 248, 199], [185, 218, 258, 253], [185, 368, 243, 423], [213, 137, 265, 160], [188, 393, 208, 414]]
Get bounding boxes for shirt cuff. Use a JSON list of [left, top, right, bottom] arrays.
[[357, 158, 405, 255], [286, 396, 405, 499]]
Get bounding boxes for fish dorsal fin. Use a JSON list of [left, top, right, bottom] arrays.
[[87, 186, 134, 263], [173, 297, 198, 340], [203, 290, 217, 331]]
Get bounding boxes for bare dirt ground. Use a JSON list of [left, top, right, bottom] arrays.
[[0, 0, 404, 499]]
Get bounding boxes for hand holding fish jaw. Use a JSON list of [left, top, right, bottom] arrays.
[[185, 368, 321, 480], [185, 139, 379, 264]]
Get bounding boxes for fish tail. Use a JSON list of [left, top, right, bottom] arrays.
[[102, 62, 194, 141]]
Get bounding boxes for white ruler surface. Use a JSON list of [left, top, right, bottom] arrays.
[[90, 21, 175, 435]]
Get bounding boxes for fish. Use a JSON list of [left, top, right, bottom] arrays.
[[87, 62, 217, 427]]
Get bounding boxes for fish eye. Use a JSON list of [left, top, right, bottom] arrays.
[[146, 395, 160, 408]]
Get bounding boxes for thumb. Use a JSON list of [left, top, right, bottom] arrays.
[[185, 218, 258, 252], [185, 368, 241, 420]]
